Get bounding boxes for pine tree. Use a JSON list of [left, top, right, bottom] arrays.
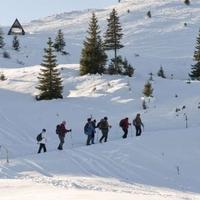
[[184, 0, 190, 6], [36, 37, 63, 100], [143, 81, 153, 97], [80, 13, 107, 75], [104, 8, 123, 72], [12, 35, 20, 51], [147, 11, 152, 18], [190, 30, 200, 80], [0, 28, 5, 48], [54, 29, 68, 54], [108, 56, 134, 76], [157, 66, 166, 78], [122, 58, 134, 77]]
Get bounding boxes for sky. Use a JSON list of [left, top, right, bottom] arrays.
[[1, 0, 117, 26]]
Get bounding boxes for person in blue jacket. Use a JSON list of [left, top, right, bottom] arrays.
[[84, 118, 95, 145]]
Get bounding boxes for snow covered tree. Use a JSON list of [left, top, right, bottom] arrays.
[[12, 35, 20, 51], [157, 66, 166, 78], [36, 37, 63, 100], [0, 28, 5, 48], [143, 81, 153, 97], [190, 30, 200, 80], [54, 29, 68, 55], [184, 0, 190, 6], [80, 13, 107, 75], [104, 8, 123, 72]]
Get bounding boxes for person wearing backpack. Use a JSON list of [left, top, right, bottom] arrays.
[[57, 121, 72, 150], [37, 129, 47, 154], [133, 113, 144, 136], [84, 118, 95, 145], [120, 117, 131, 139], [98, 117, 111, 143]]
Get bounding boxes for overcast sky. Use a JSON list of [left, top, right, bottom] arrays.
[[1, 0, 117, 26]]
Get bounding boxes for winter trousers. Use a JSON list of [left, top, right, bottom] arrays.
[[91, 132, 95, 144], [58, 135, 65, 150], [122, 128, 128, 138], [99, 129, 108, 143], [86, 134, 93, 145], [38, 143, 46, 153], [135, 125, 142, 136]]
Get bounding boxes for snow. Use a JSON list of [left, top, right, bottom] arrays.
[[1, 0, 200, 199]]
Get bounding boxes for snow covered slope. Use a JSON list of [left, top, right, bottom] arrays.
[[1, 0, 200, 78], [1, 128, 200, 199]]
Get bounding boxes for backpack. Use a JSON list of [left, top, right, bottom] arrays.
[[119, 119, 125, 127], [56, 124, 61, 135], [36, 133, 42, 142], [99, 119, 107, 129]]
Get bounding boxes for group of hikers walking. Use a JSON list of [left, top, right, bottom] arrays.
[[37, 113, 144, 153]]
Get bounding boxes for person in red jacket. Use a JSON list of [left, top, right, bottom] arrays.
[[120, 117, 131, 139], [57, 121, 71, 150]]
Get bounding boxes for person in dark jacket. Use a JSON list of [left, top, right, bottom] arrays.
[[133, 113, 144, 136], [98, 117, 111, 143], [38, 129, 47, 153], [57, 121, 72, 150], [84, 118, 95, 145], [120, 117, 131, 139]]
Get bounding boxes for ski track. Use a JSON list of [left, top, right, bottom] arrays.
[[16, 175, 198, 200]]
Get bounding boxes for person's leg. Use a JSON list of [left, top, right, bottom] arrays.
[[91, 132, 95, 144], [38, 144, 42, 153], [43, 144, 47, 152], [138, 126, 142, 136], [86, 135, 91, 145], [136, 126, 141, 136], [122, 128, 128, 138], [99, 131, 104, 143], [104, 131, 108, 142], [58, 135, 64, 150]]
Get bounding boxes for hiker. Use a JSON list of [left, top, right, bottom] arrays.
[[84, 118, 95, 145], [98, 117, 111, 143], [91, 119, 96, 144], [57, 121, 72, 150], [133, 113, 144, 136], [120, 117, 131, 139], [37, 129, 47, 153]]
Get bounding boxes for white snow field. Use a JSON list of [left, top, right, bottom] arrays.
[[1, 0, 200, 199]]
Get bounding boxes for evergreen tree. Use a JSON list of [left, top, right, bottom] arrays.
[[0, 72, 6, 81], [0, 28, 5, 48], [36, 37, 63, 100], [190, 30, 200, 80], [184, 0, 190, 5], [108, 56, 134, 77], [147, 11, 152, 18], [54, 29, 68, 54], [157, 66, 166, 78], [12, 35, 20, 51], [104, 8, 123, 71], [122, 58, 134, 77], [80, 13, 107, 75], [143, 81, 153, 97]]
